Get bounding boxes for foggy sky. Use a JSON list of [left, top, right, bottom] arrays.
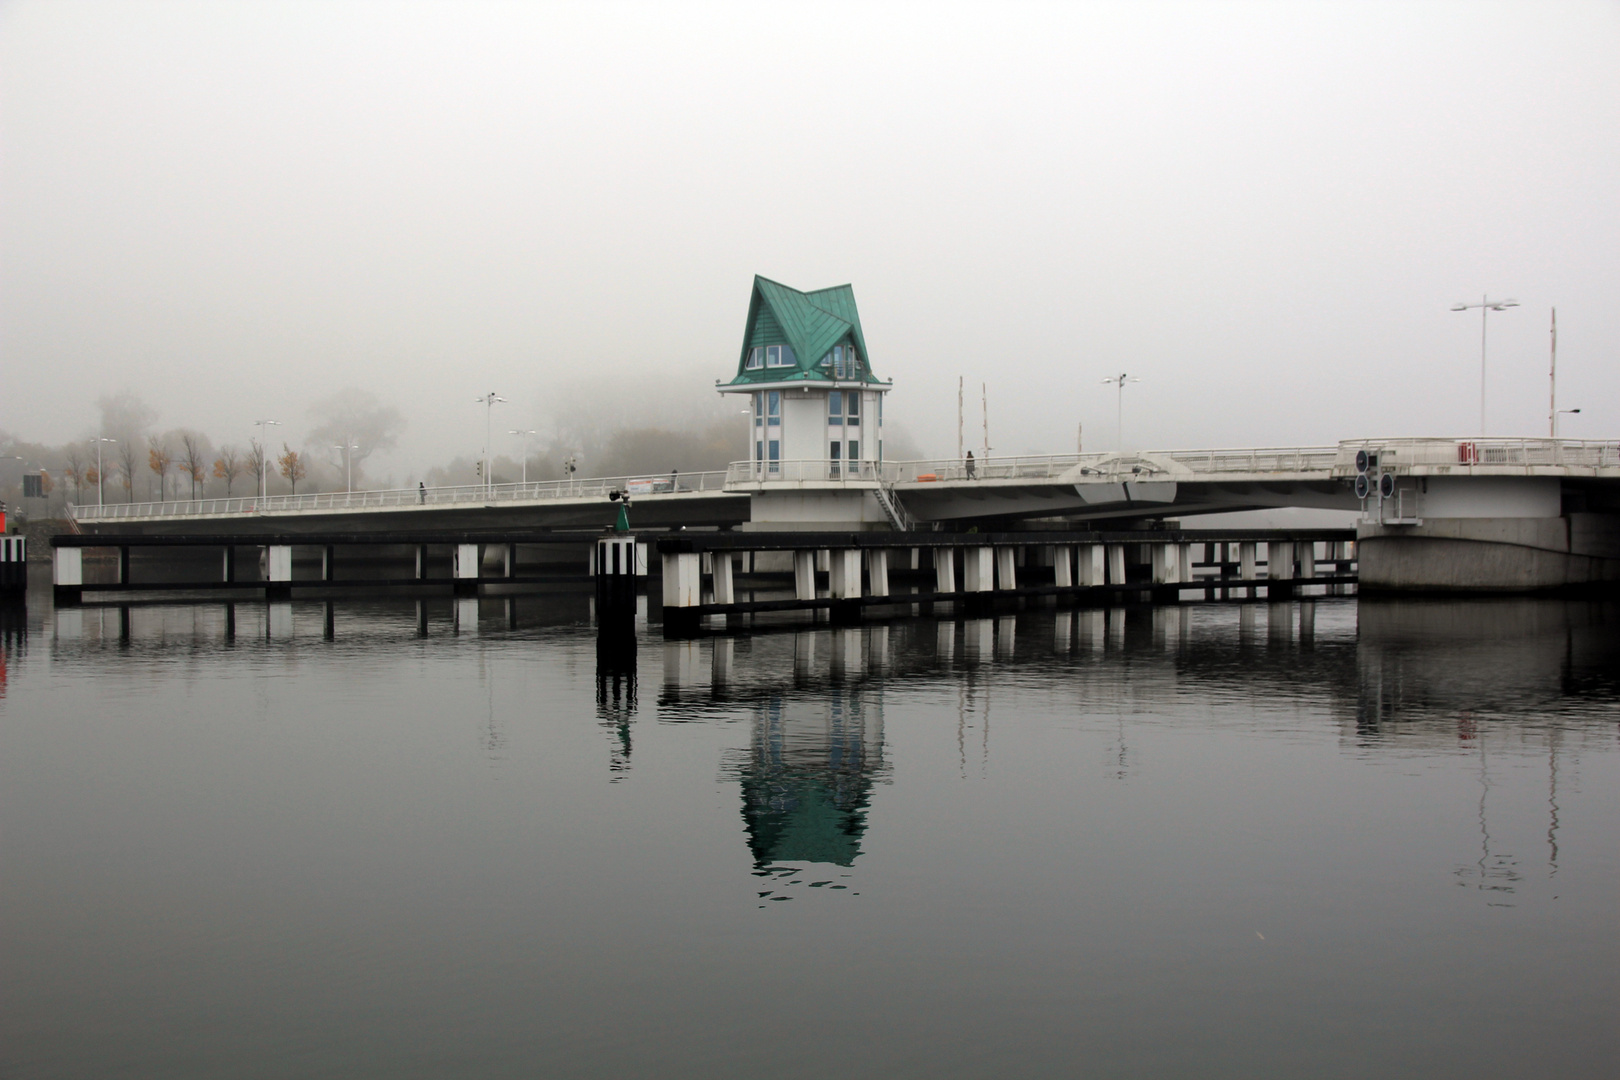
[[3, 0, 1617, 482]]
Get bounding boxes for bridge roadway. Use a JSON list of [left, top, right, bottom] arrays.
[[65, 437, 1620, 538]]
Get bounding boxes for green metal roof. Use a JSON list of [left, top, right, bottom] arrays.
[[724, 275, 887, 388]]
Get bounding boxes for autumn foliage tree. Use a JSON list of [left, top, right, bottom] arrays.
[[147, 436, 173, 501], [213, 446, 244, 496], [179, 432, 208, 500], [277, 443, 307, 495]]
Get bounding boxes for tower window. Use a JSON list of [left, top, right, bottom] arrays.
[[745, 347, 763, 370], [827, 391, 843, 425], [847, 393, 860, 426], [765, 345, 797, 368]]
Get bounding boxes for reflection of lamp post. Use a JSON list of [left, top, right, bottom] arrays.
[[509, 429, 537, 485], [1451, 295, 1518, 435], [254, 419, 280, 498], [94, 436, 116, 507], [1100, 372, 1140, 452]]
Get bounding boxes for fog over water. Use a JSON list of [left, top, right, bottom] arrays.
[[3, 1, 1618, 481]]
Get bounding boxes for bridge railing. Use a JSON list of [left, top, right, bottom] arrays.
[[724, 460, 884, 485], [1336, 437, 1620, 472], [68, 470, 731, 522], [881, 447, 1339, 483]]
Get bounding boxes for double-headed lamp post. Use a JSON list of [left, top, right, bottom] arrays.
[[1451, 295, 1518, 435], [475, 393, 506, 494], [1100, 372, 1140, 452], [93, 436, 116, 507], [254, 419, 281, 499], [509, 429, 537, 486]]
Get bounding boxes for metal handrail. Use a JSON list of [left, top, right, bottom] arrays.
[[68, 470, 731, 522], [1334, 437, 1620, 473]]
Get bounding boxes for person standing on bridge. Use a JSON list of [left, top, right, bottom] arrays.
[[418, 481, 425, 505], [965, 451, 976, 479]]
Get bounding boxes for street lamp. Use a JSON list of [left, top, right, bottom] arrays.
[[93, 436, 116, 507], [1100, 372, 1140, 452], [475, 392, 506, 495], [332, 439, 358, 493], [1554, 408, 1581, 438], [1451, 295, 1518, 435], [509, 429, 537, 485], [254, 419, 281, 499]]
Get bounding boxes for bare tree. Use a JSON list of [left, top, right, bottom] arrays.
[[63, 445, 86, 504], [179, 432, 208, 500], [213, 446, 244, 496], [307, 388, 405, 489], [116, 441, 139, 502], [146, 436, 173, 501], [246, 440, 266, 497], [277, 443, 307, 495]]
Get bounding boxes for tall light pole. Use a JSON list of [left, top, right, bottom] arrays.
[[93, 436, 116, 507], [1100, 372, 1140, 452], [1554, 409, 1581, 438], [1451, 295, 1518, 435], [332, 439, 358, 493], [509, 428, 537, 485], [254, 419, 280, 499], [475, 392, 506, 495]]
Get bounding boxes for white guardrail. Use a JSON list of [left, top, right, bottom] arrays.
[[1334, 437, 1620, 473], [69, 471, 731, 522], [726, 447, 1342, 487], [78, 440, 1610, 521]]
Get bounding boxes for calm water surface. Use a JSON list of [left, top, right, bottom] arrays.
[[2, 590, 1616, 1078]]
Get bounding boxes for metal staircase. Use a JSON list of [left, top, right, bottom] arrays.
[[873, 483, 913, 532]]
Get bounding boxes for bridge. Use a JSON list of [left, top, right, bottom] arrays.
[[62, 437, 1620, 593]]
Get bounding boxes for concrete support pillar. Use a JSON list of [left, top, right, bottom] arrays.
[[1178, 544, 1193, 585], [1267, 541, 1294, 581], [322, 545, 335, 582], [1152, 543, 1178, 584], [910, 547, 921, 570], [865, 549, 890, 598], [829, 548, 862, 600], [1053, 545, 1073, 587], [117, 546, 130, 584], [662, 552, 701, 608], [712, 552, 734, 605], [793, 551, 816, 601], [934, 548, 956, 593], [994, 547, 1017, 591], [416, 545, 428, 580], [1298, 540, 1316, 579], [964, 546, 994, 592], [1075, 544, 1103, 587], [53, 546, 83, 591], [266, 546, 293, 582], [1106, 544, 1127, 586], [816, 549, 830, 573], [504, 543, 516, 578], [453, 544, 478, 580], [223, 546, 236, 583], [1239, 542, 1258, 595]]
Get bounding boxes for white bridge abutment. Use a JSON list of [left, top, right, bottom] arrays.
[[1358, 477, 1620, 592]]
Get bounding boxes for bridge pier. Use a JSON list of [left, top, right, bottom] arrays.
[[452, 543, 479, 597], [265, 545, 293, 600]]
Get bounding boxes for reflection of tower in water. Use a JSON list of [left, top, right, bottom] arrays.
[[596, 668, 636, 781], [733, 690, 885, 868]]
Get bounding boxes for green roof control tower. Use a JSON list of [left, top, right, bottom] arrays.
[[719, 275, 892, 484]]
